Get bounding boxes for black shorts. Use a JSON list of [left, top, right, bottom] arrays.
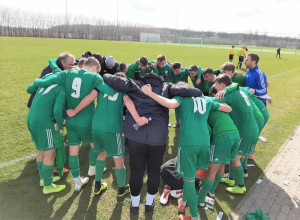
[[229, 54, 234, 60], [239, 56, 244, 62]]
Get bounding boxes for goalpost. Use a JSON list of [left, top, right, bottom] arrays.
[[179, 37, 203, 45], [121, 35, 133, 41], [239, 41, 257, 47]]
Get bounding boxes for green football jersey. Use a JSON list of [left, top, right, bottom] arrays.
[[232, 72, 246, 87], [125, 62, 139, 79], [173, 96, 220, 147], [34, 69, 115, 127], [153, 63, 173, 82], [27, 82, 65, 130], [208, 111, 239, 138], [172, 67, 189, 84], [92, 91, 126, 133], [191, 68, 220, 93], [219, 88, 259, 138], [240, 87, 264, 120]]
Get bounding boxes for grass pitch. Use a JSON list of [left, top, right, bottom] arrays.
[[0, 37, 300, 219]]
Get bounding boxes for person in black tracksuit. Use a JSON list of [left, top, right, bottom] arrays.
[[103, 73, 202, 213], [100, 56, 120, 76]]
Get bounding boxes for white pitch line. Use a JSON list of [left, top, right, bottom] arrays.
[[268, 67, 300, 80], [0, 153, 36, 168]]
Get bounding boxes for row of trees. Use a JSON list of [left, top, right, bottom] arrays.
[[1, 6, 299, 49]]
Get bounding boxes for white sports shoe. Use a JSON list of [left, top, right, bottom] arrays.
[[205, 196, 215, 205], [170, 189, 183, 198], [74, 177, 89, 191], [88, 165, 96, 176], [258, 136, 267, 143], [160, 185, 171, 205]]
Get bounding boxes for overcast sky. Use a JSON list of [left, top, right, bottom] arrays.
[[1, 0, 300, 37]]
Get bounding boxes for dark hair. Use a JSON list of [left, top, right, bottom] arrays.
[[221, 61, 235, 73], [209, 84, 218, 97], [246, 53, 259, 64], [91, 53, 103, 64], [82, 51, 92, 58], [188, 65, 198, 72], [215, 74, 232, 86], [157, 54, 166, 62], [172, 62, 181, 70], [232, 45, 235, 48], [202, 68, 214, 75], [139, 56, 148, 66], [119, 62, 127, 72]]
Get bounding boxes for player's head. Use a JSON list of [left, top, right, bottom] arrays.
[[245, 52, 259, 69], [202, 68, 215, 82], [119, 62, 128, 73], [221, 62, 235, 77], [232, 45, 235, 48], [83, 57, 101, 73], [188, 65, 199, 78], [214, 74, 232, 91], [91, 53, 103, 64], [78, 58, 86, 69], [139, 56, 148, 71], [209, 84, 218, 97], [57, 52, 75, 70], [172, 62, 181, 75], [157, 54, 166, 68], [105, 56, 115, 69]]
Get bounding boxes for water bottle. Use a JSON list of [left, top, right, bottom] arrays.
[[216, 212, 223, 220], [133, 117, 152, 130]]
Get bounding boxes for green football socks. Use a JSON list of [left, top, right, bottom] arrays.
[[115, 167, 126, 188], [36, 161, 43, 180], [69, 155, 80, 178], [42, 164, 54, 187], [197, 178, 214, 204], [209, 173, 224, 195], [95, 160, 106, 182]]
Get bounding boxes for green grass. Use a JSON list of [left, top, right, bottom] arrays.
[[0, 37, 300, 219]]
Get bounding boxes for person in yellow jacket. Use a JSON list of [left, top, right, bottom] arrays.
[[237, 46, 247, 69], [229, 46, 235, 62]]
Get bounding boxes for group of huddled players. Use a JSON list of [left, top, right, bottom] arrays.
[[27, 50, 270, 220]]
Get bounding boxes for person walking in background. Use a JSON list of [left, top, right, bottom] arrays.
[[229, 46, 235, 62], [276, 48, 281, 58]]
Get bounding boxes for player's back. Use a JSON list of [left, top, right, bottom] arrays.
[[223, 89, 258, 138], [27, 84, 64, 127], [64, 69, 102, 126], [178, 96, 220, 147]]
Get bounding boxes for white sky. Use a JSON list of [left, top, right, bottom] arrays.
[[1, 0, 300, 37]]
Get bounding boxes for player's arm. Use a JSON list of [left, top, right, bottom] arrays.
[[195, 66, 202, 84], [27, 84, 39, 94], [67, 89, 98, 117], [49, 59, 62, 74], [53, 89, 66, 134], [253, 73, 267, 97], [34, 71, 64, 87], [123, 95, 148, 126], [141, 84, 179, 109], [217, 103, 232, 113], [95, 75, 116, 96]]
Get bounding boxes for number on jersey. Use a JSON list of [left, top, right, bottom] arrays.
[[192, 97, 206, 114], [71, 77, 82, 98]]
